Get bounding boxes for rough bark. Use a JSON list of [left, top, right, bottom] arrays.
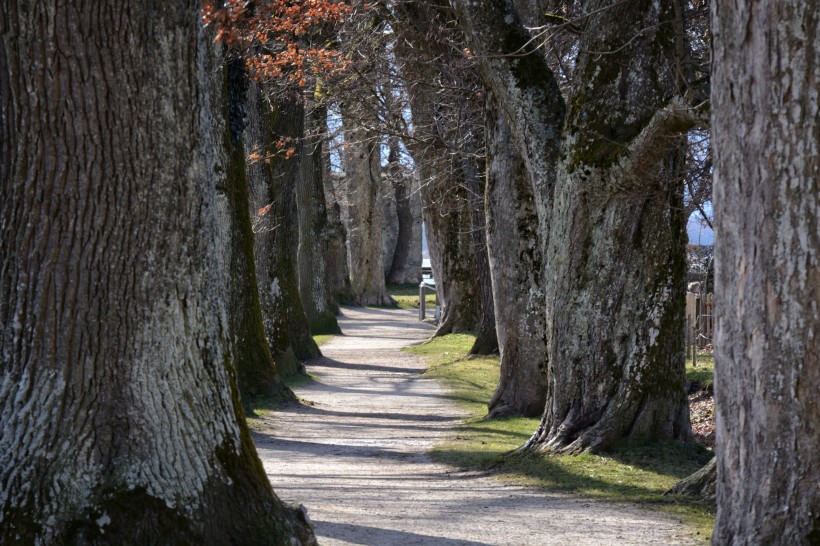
[[711, 1, 819, 543], [0, 3, 315, 544], [422, 165, 481, 336], [453, 0, 693, 453], [245, 84, 319, 369], [465, 148, 498, 356], [484, 93, 547, 418], [381, 173, 400, 278], [339, 103, 393, 306], [666, 456, 716, 503], [385, 139, 422, 284], [392, 4, 483, 335], [323, 172, 354, 305], [296, 100, 341, 334], [218, 56, 294, 403]]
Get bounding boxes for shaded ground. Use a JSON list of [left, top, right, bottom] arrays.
[[254, 306, 697, 545]]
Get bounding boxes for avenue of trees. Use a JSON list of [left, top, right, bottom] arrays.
[[0, 0, 817, 544]]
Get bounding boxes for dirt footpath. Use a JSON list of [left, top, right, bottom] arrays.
[[253, 306, 697, 545]]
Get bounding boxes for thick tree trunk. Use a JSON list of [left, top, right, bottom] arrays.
[[340, 104, 393, 306], [711, 1, 819, 543], [484, 94, 547, 417], [386, 139, 422, 284], [453, 0, 693, 453], [0, 3, 315, 544], [392, 2, 483, 335], [381, 173, 400, 278], [465, 150, 498, 356], [323, 172, 354, 305], [422, 168, 481, 336], [220, 57, 294, 402], [296, 101, 341, 334], [246, 86, 319, 365]]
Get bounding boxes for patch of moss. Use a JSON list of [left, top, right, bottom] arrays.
[[309, 312, 341, 335]]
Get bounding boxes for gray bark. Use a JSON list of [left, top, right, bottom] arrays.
[[421, 163, 481, 336], [217, 55, 294, 403], [386, 139, 423, 284], [711, 1, 819, 543], [0, 2, 315, 543], [297, 101, 341, 334], [666, 457, 716, 503], [245, 85, 319, 370], [381, 173, 400, 278], [465, 146, 498, 356], [392, 3, 483, 334], [340, 104, 393, 306], [323, 172, 354, 305], [453, 0, 693, 453], [485, 93, 547, 417]]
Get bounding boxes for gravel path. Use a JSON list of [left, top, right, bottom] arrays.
[[254, 306, 697, 545]]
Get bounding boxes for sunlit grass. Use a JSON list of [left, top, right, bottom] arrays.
[[388, 283, 437, 311], [313, 333, 337, 347], [686, 353, 715, 390], [407, 334, 716, 543]]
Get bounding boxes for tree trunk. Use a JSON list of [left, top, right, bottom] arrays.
[[392, 2, 484, 336], [323, 171, 354, 306], [422, 166, 481, 336], [0, 3, 315, 544], [245, 85, 319, 365], [465, 147, 498, 356], [296, 100, 341, 334], [711, 1, 820, 543], [219, 56, 295, 403], [386, 139, 422, 285], [484, 93, 547, 417], [453, 0, 693, 453], [339, 103, 393, 306], [666, 457, 716, 503], [381, 173, 400, 279]]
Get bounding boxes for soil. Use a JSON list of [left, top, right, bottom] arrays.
[[253, 306, 698, 545]]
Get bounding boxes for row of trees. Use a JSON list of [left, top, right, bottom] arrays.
[[0, 0, 816, 544]]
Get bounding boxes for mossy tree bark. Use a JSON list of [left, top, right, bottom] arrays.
[[484, 92, 547, 417], [245, 84, 320, 365], [711, 1, 819, 542], [0, 2, 315, 544], [453, 0, 698, 452], [219, 56, 294, 403], [296, 99, 341, 334]]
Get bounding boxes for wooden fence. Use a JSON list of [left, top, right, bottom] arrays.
[[686, 292, 714, 354]]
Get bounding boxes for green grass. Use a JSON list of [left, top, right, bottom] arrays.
[[313, 334, 337, 347], [406, 334, 716, 543], [686, 353, 715, 391], [388, 283, 437, 311]]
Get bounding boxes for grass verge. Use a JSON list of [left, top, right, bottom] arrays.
[[388, 283, 437, 311], [406, 334, 716, 543], [313, 333, 337, 347], [686, 353, 715, 391]]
